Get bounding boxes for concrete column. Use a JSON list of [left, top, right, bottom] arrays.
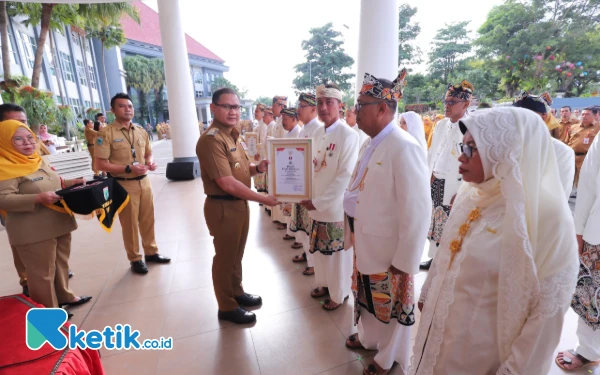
[[157, 0, 200, 179], [355, 0, 400, 99]]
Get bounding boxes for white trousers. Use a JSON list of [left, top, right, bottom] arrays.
[[427, 239, 438, 258], [295, 231, 314, 267], [285, 216, 294, 237], [271, 204, 285, 223], [576, 317, 600, 361], [358, 312, 412, 371], [313, 248, 353, 304]]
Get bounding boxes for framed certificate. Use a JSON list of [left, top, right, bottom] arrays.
[[267, 138, 313, 203], [244, 132, 258, 157]]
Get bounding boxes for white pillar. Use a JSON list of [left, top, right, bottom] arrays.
[[157, 0, 199, 164], [355, 0, 400, 99]]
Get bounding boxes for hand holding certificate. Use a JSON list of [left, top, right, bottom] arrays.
[[267, 138, 313, 203]]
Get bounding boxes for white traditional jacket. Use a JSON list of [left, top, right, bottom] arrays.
[[552, 138, 575, 200], [266, 119, 277, 138], [310, 120, 359, 223], [262, 120, 276, 158], [352, 124, 370, 148], [575, 134, 600, 245], [344, 125, 431, 275], [286, 124, 302, 139], [428, 117, 465, 206], [299, 117, 322, 139], [274, 116, 288, 138]]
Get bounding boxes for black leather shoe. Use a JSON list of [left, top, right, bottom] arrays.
[[218, 308, 256, 324], [60, 295, 92, 307], [145, 254, 171, 264], [420, 259, 433, 270], [235, 293, 262, 307], [130, 260, 149, 274], [22, 285, 29, 297], [68, 270, 74, 279]]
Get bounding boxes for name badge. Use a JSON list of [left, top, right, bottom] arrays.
[[114, 139, 124, 143], [31, 177, 43, 182], [583, 137, 590, 145], [240, 142, 248, 151]]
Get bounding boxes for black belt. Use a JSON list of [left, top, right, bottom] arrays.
[[347, 215, 354, 233], [575, 152, 586, 156], [109, 174, 147, 181], [207, 195, 243, 201]]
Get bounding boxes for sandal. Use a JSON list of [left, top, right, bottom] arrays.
[[292, 253, 307, 263], [310, 287, 329, 298], [345, 333, 365, 350], [291, 242, 303, 249], [283, 234, 295, 241], [363, 362, 392, 375], [555, 349, 600, 371], [321, 296, 348, 311], [302, 267, 314, 276], [277, 223, 287, 230]]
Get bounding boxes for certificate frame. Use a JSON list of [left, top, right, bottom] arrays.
[[244, 132, 258, 157], [267, 138, 313, 203]]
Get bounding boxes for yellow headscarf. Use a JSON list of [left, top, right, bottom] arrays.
[[422, 116, 434, 142], [0, 120, 42, 181], [544, 112, 560, 132]]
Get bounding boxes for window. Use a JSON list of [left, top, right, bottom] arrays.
[[195, 90, 204, 98], [69, 98, 82, 116], [56, 96, 63, 105], [0, 31, 19, 64], [87, 66, 97, 89], [44, 43, 55, 76], [194, 71, 203, 85], [71, 32, 81, 47], [59, 51, 75, 82], [76, 60, 87, 86], [94, 102, 101, 108], [84, 39, 90, 52], [19, 32, 37, 69], [85, 100, 91, 108]]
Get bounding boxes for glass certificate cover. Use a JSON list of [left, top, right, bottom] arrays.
[[267, 138, 312, 203], [244, 132, 258, 157]]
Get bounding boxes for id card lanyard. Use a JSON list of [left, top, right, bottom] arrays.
[[120, 126, 139, 165]]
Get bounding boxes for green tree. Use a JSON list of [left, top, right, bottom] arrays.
[[211, 76, 247, 98], [0, 2, 10, 81], [293, 23, 354, 91], [428, 21, 472, 84], [86, 24, 125, 98], [123, 55, 154, 123], [148, 58, 165, 122], [254, 96, 271, 107], [398, 3, 421, 66]]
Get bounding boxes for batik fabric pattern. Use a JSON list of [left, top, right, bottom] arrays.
[[572, 241, 600, 330], [428, 177, 451, 245], [282, 202, 292, 217], [308, 220, 344, 255], [253, 173, 267, 193], [289, 203, 312, 234], [352, 257, 415, 326]]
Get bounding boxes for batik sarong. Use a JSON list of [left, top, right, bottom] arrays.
[[308, 220, 344, 255], [427, 177, 451, 246], [253, 173, 267, 193], [572, 241, 600, 330], [289, 204, 312, 234], [352, 259, 415, 326], [282, 203, 292, 217]]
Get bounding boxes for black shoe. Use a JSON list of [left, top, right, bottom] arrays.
[[145, 254, 171, 264], [60, 295, 92, 307], [235, 293, 262, 307], [22, 285, 29, 297], [66, 310, 74, 320], [130, 260, 149, 274], [68, 270, 74, 279], [218, 308, 256, 324], [420, 259, 433, 270]]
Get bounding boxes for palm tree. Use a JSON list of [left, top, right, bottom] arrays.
[[149, 58, 165, 122], [0, 1, 10, 80], [85, 24, 125, 100]]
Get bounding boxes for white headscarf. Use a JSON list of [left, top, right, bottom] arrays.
[[400, 111, 427, 150], [458, 107, 578, 366]]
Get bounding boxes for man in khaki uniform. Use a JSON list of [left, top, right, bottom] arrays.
[[96, 93, 171, 274], [553, 106, 580, 142], [197, 87, 279, 324], [567, 107, 600, 189]]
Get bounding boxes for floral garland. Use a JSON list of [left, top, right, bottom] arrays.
[[448, 207, 481, 269]]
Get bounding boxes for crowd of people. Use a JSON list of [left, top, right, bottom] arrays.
[[0, 69, 599, 374]]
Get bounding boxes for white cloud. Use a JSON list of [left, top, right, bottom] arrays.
[[143, 0, 504, 101]]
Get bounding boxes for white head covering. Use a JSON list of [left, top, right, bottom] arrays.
[[400, 111, 427, 150], [457, 107, 578, 366]]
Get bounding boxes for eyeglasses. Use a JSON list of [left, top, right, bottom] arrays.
[[12, 135, 36, 146], [215, 104, 242, 111], [297, 104, 311, 109], [443, 99, 467, 107], [460, 143, 478, 158], [354, 102, 380, 112]]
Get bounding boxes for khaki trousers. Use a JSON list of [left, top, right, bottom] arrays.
[[117, 177, 158, 262], [88, 147, 99, 175], [204, 199, 249, 311], [15, 233, 75, 308], [11, 245, 27, 286]]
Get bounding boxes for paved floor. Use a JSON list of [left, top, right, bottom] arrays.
[[0, 140, 596, 374]]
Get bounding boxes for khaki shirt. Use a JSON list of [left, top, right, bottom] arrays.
[[0, 159, 77, 245], [35, 138, 50, 156], [567, 122, 600, 155], [553, 119, 579, 142], [196, 120, 251, 196], [84, 127, 97, 145], [95, 122, 151, 179]]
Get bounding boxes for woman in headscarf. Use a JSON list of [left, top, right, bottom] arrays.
[[399, 111, 427, 151], [422, 115, 433, 143], [37, 124, 58, 155], [0, 120, 91, 314], [410, 107, 579, 374], [427, 114, 445, 149]]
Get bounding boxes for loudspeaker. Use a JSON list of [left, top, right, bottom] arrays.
[[166, 160, 199, 180]]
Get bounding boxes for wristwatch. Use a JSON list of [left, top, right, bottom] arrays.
[[125, 165, 132, 173]]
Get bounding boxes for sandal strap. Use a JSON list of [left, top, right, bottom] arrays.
[[568, 349, 594, 365]]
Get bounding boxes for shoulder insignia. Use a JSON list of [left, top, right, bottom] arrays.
[[96, 137, 104, 145], [207, 128, 219, 136]]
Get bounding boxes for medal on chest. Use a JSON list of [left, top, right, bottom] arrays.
[[328, 143, 336, 157]]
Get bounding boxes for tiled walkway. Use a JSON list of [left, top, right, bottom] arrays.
[[0, 140, 596, 374]]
